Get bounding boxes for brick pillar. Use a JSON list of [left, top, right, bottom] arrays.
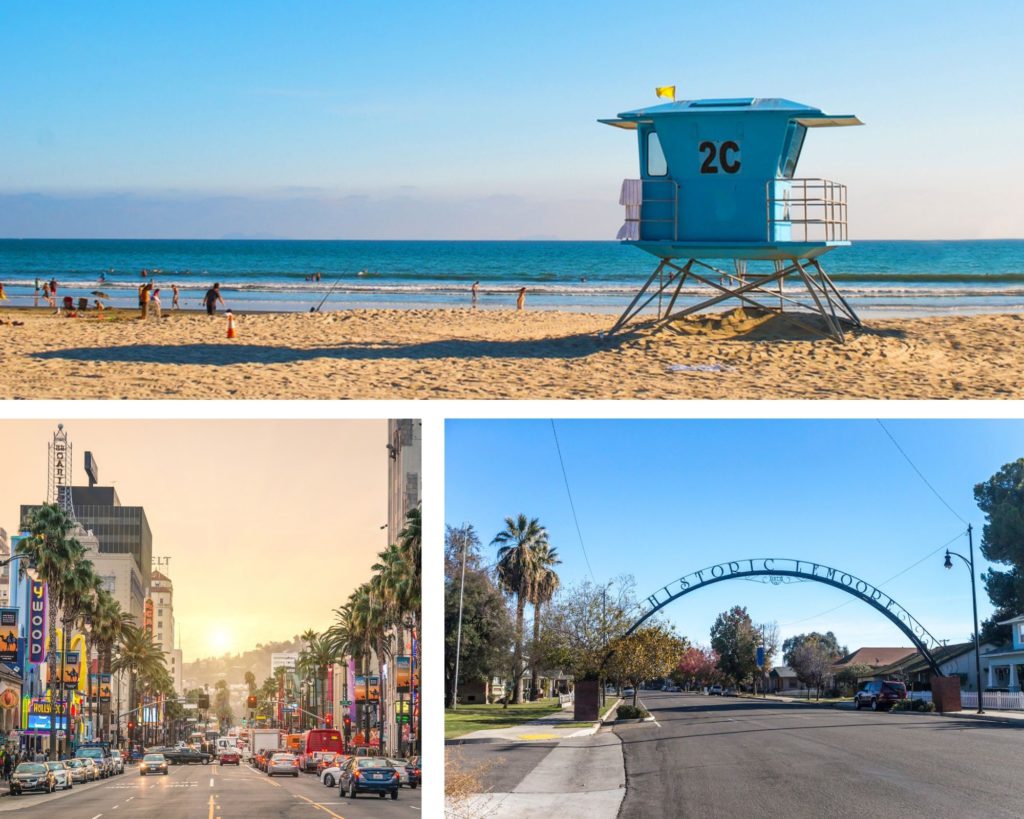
[[930, 675, 962, 713], [574, 679, 600, 721]]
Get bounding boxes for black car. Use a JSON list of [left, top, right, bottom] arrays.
[[161, 747, 212, 765], [854, 680, 907, 711], [10, 762, 56, 795], [339, 757, 399, 800]]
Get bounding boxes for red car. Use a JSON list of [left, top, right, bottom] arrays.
[[218, 750, 241, 766]]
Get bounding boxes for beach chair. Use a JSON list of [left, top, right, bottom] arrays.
[[62, 296, 74, 310], [78, 297, 89, 311]]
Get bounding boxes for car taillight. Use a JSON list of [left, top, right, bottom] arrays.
[[393, 772, 400, 780], [353, 770, 360, 778]]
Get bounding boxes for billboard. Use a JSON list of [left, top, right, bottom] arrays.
[[28, 581, 47, 664], [25, 698, 68, 732], [0, 609, 17, 664], [271, 652, 297, 672], [354, 675, 380, 702], [395, 656, 419, 692]]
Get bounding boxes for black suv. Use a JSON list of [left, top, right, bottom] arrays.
[[854, 680, 907, 711]]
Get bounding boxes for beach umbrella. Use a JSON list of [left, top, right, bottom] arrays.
[[91, 291, 110, 299]]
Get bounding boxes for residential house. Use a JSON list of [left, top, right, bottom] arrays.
[[980, 615, 1024, 691], [769, 665, 800, 693], [871, 641, 997, 691]]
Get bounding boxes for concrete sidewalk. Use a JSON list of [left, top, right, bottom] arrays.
[[450, 700, 617, 743], [751, 692, 1024, 724], [455, 731, 626, 819]]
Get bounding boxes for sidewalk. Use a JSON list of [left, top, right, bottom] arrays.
[[454, 731, 626, 819], [448, 699, 616, 743], [750, 692, 1024, 724]]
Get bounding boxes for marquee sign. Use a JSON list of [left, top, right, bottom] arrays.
[[627, 557, 946, 676], [28, 581, 47, 664]]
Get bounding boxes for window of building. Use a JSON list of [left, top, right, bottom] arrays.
[[647, 131, 668, 177]]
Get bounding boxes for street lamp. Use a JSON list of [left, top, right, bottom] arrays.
[[944, 524, 984, 715]]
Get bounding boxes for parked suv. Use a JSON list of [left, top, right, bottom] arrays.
[[76, 746, 113, 778], [854, 680, 907, 711]]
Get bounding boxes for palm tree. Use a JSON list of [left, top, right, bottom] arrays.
[[493, 515, 548, 704], [528, 542, 561, 700], [17, 503, 90, 755], [112, 624, 166, 747], [92, 594, 134, 741]]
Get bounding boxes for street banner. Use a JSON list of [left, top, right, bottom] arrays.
[[61, 651, 81, 690], [100, 673, 112, 701], [354, 675, 380, 702], [28, 581, 47, 664], [396, 656, 411, 691], [0, 609, 17, 664]]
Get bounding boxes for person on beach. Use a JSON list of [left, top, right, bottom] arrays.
[[138, 282, 151, 318], [204, 283, 225, 316], [151, 288, 162, 319], [42, 281, 54, 308], [172, 284, 180, 309], [516, 286, 526, 311], [49, 277, 57, 296], [34, 278, 40, 307], [0, 283, 7, 300], [471, 281, 479, 306], [99, 272, 106, 283]]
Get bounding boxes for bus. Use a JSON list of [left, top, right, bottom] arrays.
[[297, 729, 345, 772]]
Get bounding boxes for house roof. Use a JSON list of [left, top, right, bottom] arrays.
[[600, 98, 862, 130], [872, 642, 993, 677], [997, 614, 1024, 626], [770, 665, 797, 678], [834, 647, 917, 669]]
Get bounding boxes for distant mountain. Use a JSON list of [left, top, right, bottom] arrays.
[[182, 636, 305, 688]]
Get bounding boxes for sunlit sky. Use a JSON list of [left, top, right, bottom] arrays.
[[2, 1, 1022, 238], [446, 419, 1024, 654], [0, 419, 388, 661]]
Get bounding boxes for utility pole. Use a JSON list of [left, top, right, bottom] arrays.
[[450, 534, 470, 711]]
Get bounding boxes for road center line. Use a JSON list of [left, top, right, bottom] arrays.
[[90, 815, 103, 819], [294, 794, 345, 819], [210, 777, 214, 787]]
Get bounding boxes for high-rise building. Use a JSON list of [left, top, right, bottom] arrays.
[[150, 568, 183, 694]]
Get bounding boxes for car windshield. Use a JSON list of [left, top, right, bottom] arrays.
[[144, 754, 165, 762], [389, 758, 409, 766], [78, 749, 102, 758], [46, 762, 64, 770], [16, 763, 46, 774], [883, 683, 905, 693], [67, 760, 82, 767]]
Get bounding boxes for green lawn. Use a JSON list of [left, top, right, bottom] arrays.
[[445, 697, 562, 739]]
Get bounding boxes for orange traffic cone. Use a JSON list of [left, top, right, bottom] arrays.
[[226, 310, 237, 339]]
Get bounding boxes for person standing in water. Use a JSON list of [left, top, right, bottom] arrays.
[[171, 284, 180, 310], [471, 281, 479, 307], [516, 287, 526, 311]]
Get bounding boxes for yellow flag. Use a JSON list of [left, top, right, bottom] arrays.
[[655, 85, 676, 101]]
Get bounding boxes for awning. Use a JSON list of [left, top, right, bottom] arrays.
[[794, 116, 864, 128]]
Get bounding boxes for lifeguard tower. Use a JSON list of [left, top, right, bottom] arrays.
[[600, 97, 863, 341]]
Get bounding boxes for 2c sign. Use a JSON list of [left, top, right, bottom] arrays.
[[699, 140, 741, 174]]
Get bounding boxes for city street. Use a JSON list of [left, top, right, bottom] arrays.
[[616, 691, 1024, 819], [0, 762, 421, 818]]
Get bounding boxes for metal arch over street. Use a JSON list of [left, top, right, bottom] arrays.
[[626, 558, 946, 676]]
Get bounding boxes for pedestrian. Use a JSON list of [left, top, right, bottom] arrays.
[[42, 281, 55, 308], [151, 288, 162, 319], [139, 282, 151, 319], [203, 283, 225, 316], [0, 282, 7, 300], [172, 284, 180, 310], [34, 278, 40, 307], [471, 281, 479, 307], [49, 277, 57, 297], [516, 286, 526, 311]]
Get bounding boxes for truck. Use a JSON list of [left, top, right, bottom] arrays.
[[247, 728, 281, 762]]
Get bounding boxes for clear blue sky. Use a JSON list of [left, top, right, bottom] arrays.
[[2, 1, 1022, 238], [445, 419, 1023, 653]]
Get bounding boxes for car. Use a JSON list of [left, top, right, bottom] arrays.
[[76, 746, 113, 778], [622, 687, 636, 698], [339, 756, 399, 800], [10, 762, 56, 795], [80, 758, 100, 781], [268, 752, 300, 777], [320, 755, 352, 788], [387, 758, 412, 787], [315, 752, 339, 775], [406, 756, 421, 789], [854, 680, 907, 711], [110, 750, 125, 774], [218, 750, 241, 766], [140, 753, 169, 776], [162, 747, 212, 765], [65, 758, 91, 784], [723, 687, 736, 696], [708, 684, 723, 695], [46, 760, 74, 791]]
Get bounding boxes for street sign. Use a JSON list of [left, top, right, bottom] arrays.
[[340, 700, 351, 706]]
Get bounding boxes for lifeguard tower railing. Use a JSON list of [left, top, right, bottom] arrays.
[[623, 177, 848, 244], [767, 179, 847, 243]]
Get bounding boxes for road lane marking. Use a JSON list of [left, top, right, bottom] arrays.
[[210, 777, 214, 787], [294, 794, 345, 818], [208, 794, 216, 819], [90, 815, 103, 819]]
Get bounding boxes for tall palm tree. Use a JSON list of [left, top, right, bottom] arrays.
[[63, 557, 101, 750], [112, 624, 166, 747], [528, 542, 561, 700], [493, 515, 548, 704], [17, 503, 90, 755], [92, 594, 134, 741]]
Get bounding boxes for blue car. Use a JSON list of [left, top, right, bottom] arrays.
[[338, 757, 399, 800]]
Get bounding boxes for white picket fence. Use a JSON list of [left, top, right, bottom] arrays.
[[961, 691, 1024, 710], [558, 692, 574, 706]]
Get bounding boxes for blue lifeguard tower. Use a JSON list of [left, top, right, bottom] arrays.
[[601, 96, 863, 340]]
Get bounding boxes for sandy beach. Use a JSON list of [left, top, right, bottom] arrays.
[[0, 306, 1020, 399]]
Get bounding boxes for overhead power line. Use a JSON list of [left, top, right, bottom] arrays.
[[550, 420, 597, 584], [876, 419, 968, 525]]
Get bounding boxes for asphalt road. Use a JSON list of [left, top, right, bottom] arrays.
[[0, 760, 422, 818], [616, 691, 1024, 819]]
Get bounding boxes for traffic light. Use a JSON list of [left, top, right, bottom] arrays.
[[325, 713, 333, 728], [198, 694, 210, 709], [246, 695, 257, 708], [128, 720, 135, 731]]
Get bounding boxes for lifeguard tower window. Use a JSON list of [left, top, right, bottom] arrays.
[[779, 124, 807, 178], [646, 132, 667, 177]]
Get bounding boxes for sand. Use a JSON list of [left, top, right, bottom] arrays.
[[0, 306, 1020, 399]]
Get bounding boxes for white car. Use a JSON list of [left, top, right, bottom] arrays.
[[387, 759, 412, 786], [45, 761, 74, 791], [110, 751, 125, 775], [320, 763, 342, 788]]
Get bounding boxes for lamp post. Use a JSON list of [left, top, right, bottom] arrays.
[[944, 524, 984, 715], [450, 534, 470, 711]]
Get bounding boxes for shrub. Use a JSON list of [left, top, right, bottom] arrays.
[[616, 704, 649, 720]]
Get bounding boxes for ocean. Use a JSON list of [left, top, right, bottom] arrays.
[[0, 239, 1022, 316]]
